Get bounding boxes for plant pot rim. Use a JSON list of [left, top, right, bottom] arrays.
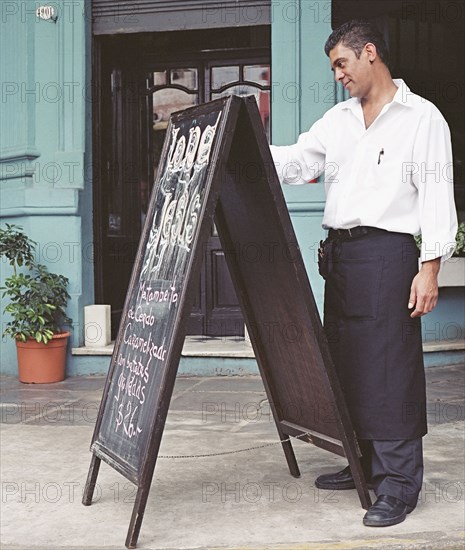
[[16, 331, 71, 342], [49, 331, 71, 340]]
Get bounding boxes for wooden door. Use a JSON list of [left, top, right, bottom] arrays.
[[95, 34, 270, 337]]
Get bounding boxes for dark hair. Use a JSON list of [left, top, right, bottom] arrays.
[[324, 20, 390, 67]]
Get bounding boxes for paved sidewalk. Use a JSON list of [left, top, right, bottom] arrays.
[[0, 365, 464, 550]]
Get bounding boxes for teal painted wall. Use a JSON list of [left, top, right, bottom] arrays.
[[0, 0, 93, 376], [271, 0, 334, 315], [422, 288, 465, 344]]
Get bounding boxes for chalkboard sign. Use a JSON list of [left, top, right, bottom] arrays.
[[83, 96, 371, 549], [88, 100, 235, 484]]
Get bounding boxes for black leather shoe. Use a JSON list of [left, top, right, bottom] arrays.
[[315, 465, 374, 490], [363, 495, 414, 527]]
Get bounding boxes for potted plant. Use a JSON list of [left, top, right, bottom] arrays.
[[0, 224, 71, 383], [415, 222, 465, 287]]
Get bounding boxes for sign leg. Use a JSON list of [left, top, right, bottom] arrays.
[[82, 455, 101, 506], [273, 423, 300, 478], [343, 441, 372, 510], [281, 438, 300, 478], [125, 484, 151, 549]]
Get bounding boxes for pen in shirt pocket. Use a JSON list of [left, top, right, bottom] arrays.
[[378, 148, 384, 164]]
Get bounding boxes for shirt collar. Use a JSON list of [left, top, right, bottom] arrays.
[[341, 79, 415, 111], [391, 79, 415, 108]]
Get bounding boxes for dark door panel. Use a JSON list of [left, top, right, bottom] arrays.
[[206, 241, 245, 336], [186, 267, 206, 335], [104, 236, 139, 334]]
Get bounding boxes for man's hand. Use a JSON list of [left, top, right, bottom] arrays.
[[408, 258, 441, 318]]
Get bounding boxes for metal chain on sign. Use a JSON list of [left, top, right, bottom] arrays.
[[158, 431, 311, 459]]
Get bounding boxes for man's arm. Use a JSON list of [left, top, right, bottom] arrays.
[[407, 110, 458, 317], [270, 117, 328, 185], [412, 114, 458, 265]]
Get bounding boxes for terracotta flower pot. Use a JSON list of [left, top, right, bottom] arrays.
[[16, 331, 70, 384]]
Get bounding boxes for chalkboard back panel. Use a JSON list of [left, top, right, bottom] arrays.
[[90, 96, 242, 484], [215, 97, 353, 451]]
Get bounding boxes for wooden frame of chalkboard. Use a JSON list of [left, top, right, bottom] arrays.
[[215, 94, 371, 501], [83, 95, 371, 549]]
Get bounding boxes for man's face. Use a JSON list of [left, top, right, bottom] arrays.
[[329, 42, 372, 98]]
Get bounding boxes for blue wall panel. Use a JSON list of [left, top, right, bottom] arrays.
[[0, 1, 93, 376], [271, 0, 333, 317]]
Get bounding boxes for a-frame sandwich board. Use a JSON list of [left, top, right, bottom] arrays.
[[83, 95, 371, 549]]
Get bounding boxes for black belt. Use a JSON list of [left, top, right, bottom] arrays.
[[328, 226, 386, 241]]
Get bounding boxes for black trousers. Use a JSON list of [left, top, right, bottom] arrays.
[[359, 438, 423, 508]]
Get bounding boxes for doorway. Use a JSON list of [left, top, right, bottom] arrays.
[[93, 27, 271, 338]]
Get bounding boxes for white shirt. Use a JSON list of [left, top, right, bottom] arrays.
[[270, 79, 458, 262]]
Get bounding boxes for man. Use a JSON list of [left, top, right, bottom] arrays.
[[270, 20, 457, 527]]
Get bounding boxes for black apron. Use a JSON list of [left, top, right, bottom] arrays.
[[322, 230, 427, 440]]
